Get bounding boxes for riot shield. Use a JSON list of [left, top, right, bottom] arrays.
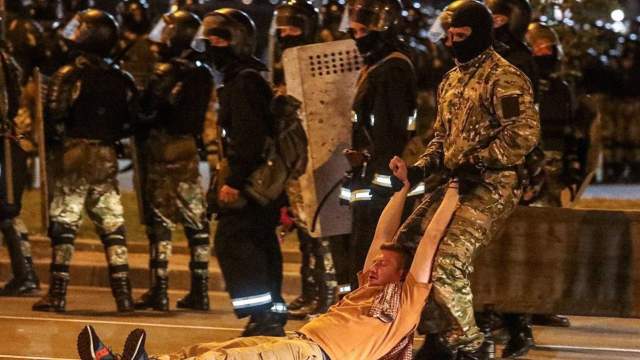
[[33, 68, 49, 233], [282, 39, 362, 238]]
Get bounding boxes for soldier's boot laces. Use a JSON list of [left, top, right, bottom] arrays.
[[32, 273, 69, 312], [111, 276, 134, 313], [176, 274, 209, 311], [134, 277, 169, 312]]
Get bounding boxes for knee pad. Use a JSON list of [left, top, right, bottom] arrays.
[[49, 222, 77, 246], [100, 226, 127, 248]]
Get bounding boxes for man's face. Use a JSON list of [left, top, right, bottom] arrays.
[[445, 26, 472, 47], [207, 34, 230, 47], [367, 250, 405, 286], [349, 21, 369, 39], [278, 25, 303, 37]]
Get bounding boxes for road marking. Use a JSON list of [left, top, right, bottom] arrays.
[[537, 344, 640, 354], [0, 314, 246, 332], [0, 356, 75, 360]]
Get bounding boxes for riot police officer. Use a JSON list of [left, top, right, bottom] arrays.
[[0, 48, 39, 297], [5, 0, 47, 81], [486, 0, 538, 88], [32, 9, 138, 313], [134, 9, 214, 312], [115, 0, 156, 90], [193, 8, 287, 336], [345, 0, 417, 288]]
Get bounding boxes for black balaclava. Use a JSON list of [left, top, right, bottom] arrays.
[[352, 30, 394, 65], [448, 0, 494, 63], [206, 45, 236, 72], [278, 33, 307, 50]]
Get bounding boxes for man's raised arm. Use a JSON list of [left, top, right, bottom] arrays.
[[362, 156, 411, 273]]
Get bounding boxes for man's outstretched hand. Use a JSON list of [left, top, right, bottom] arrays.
[[389, 156, 410, 188]]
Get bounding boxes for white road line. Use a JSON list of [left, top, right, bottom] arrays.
[[0, 356, 75, 360], [0, 315, 246, 332], [536, 344, 640, 354]]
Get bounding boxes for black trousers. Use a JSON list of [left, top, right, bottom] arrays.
[[214, 202, 284, 318], [349, 202, 385, 288]]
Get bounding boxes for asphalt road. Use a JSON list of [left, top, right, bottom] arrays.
[[1, 286, 639, 360]]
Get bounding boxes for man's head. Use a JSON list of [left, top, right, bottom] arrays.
[[192, 8, 256, 71], [148, 10, 200, 60], [367, 243, 412, 286], [526, 22, 562, 76], [275, 0, 318, 50], [347, 0, 402, 62], [429, 0, 493, 63], [485, 0, 532, 41]]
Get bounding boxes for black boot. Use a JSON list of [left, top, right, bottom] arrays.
[[111, 276, 134, 313], [457, 339, 496, 360], [530, 314, 570, 327], [135, 276, 169, 311], [414, 335, 457, 360], [32, 273, 69, 312], [0, 222, 40, 296], [241, 311, 286, 337], [502, 314, 534, 358], [176, 274, 209, 311]]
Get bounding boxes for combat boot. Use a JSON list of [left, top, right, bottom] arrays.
[[176, 274, 209, 310], [134, 277, 169, 311], [0, 222, 40, 296], [306, 279, 337, 318], [241, 311, 286, 337], [32, 273, 69, 312], [502, 315, 534, 358], [456, 339, 496, 360], [111, 276, 134, 312]]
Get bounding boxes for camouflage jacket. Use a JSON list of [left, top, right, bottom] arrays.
[[412, 49, 539, 185]]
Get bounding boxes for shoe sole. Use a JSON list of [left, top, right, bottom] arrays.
[[123, 328, 146, 360], [77, 325, 97, 360]]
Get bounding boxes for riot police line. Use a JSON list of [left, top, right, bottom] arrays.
[[0, 0, 614, 359]]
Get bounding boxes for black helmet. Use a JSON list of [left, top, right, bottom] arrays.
[[117, 0, 151, 35], [526, 22, 562, 58], [275, 0, 319, 43], [348, 0, 402, 32], [61, 8, 119, 57], [320, 0, 345, 29], [6, 0, 36, 16], [149, 10, 201, 58], [485, 0, 532, 41], [32, 0, 64, 22], [192, 8, 256, 57]]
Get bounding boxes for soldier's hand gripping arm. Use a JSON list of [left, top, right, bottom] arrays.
[[473, 68, 540, 168], [362, 156, 411, 273]]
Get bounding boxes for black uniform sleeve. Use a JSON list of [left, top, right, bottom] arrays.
[[370, 59, 417, 175], [174, 63, 214, 136], [225, 71, 273, 189], [45, 64, 81, 140], [138, 62, 178, 125]]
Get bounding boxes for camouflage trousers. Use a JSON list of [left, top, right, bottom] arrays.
[[143, 131, 210, 278], [48, 139, 129, 278], [396, 171, 522, 351]]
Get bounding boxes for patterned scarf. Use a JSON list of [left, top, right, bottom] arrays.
[[369, 282, 414, 360]]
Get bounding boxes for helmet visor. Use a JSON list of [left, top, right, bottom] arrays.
[[148, 15, 170, 44], [191, 14, 231, 52], [61, 16, 82, 42], [427, 11, 451, 43]]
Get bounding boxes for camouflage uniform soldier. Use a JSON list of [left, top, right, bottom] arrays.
[[403, 2, 539, 359], [134, 10, 214, 312], [0, 48, 41, 297], [32, 9, 138, 313]]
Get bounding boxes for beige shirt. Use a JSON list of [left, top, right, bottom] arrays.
[[299, 273, 431, 360]]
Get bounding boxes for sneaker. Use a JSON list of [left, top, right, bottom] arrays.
[[77, 325, 117, 360], [122, 328, 149, 360]]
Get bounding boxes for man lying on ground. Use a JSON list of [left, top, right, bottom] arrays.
[[76, 156, 461, 360]]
